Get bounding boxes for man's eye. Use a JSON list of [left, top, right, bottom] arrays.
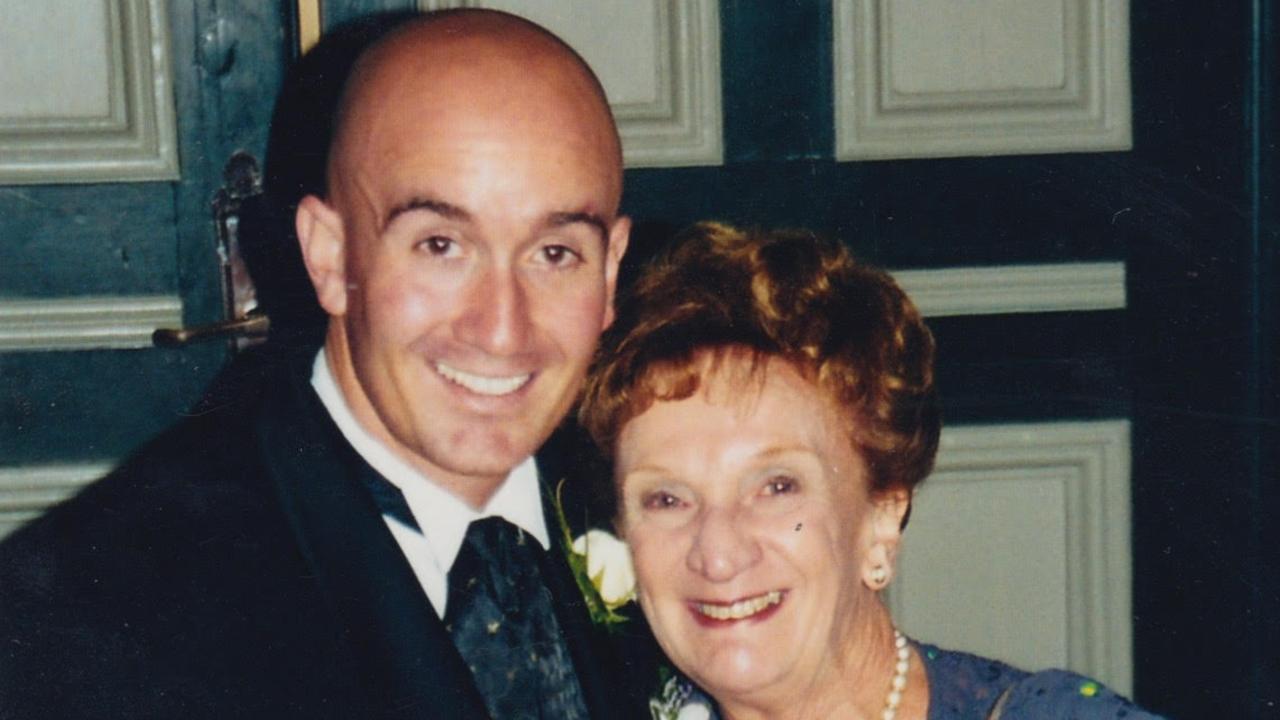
[[416, 235, 456, 255], [539, 244, 581, 266], [762, 476, 798, 496]]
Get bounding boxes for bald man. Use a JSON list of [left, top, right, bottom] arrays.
[[0, 11, 652, 719]]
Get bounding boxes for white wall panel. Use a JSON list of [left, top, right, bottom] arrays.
[[834, 0, 1132, 160], [0, 2, 112, 118], [0, 295, 182, 352], [421, 0, 723, 167], [0, 463, 111, 540], [889, 421, 1134, 694], [0, 0, 179, 184], [892, 261, 1126, 317], [888, 0, 1067, 95]]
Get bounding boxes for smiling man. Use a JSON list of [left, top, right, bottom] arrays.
[[297, 11, 627, 509], [0, 10, 642, 720]]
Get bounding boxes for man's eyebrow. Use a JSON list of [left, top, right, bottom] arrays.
[[547, 211, 609, 240], [381, 201, 610, 240], [383, 197, 471, 231]]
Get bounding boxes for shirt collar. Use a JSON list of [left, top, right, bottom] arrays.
[[310, 349, 551, 571]]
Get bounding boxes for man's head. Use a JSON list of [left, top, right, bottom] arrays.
[[296, 10, 629, 507]]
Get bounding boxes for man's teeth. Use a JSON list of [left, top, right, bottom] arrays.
[[696, 591, 783, 621], [435, 363, 530, 396]]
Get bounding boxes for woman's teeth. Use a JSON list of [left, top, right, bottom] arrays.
[[435, 363, 530, 396], [695, 591, 783, 620]]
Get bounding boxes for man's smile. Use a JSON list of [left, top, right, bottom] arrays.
[[434, 361, 532, 397]]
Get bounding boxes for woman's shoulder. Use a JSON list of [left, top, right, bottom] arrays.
[[918, 643, 1027, 719], [918, 643, 1165, 720]]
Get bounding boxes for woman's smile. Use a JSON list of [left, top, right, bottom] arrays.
[[690, 590, 786, 625]]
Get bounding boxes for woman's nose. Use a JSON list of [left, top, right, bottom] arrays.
[[685, 506, 762, 582]]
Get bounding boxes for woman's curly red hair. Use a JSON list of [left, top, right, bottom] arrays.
[[579, 222, 940, 497]]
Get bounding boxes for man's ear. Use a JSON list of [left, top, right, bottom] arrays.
[[601, 214, 631, 329], [296, 195, 348, 317], [861, 487, 912, 591]]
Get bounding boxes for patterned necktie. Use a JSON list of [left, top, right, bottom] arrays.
[[445, 516, 589, 720], [358, 471, 589, 718]]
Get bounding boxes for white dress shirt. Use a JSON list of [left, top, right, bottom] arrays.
[[310, 350, 551, 618]]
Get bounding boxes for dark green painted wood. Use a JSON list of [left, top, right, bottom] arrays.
[[0, 349, 215, 464], [1, 2, 290, 468], [1123, 1, 1276, 716], [625, 154, 1131, 269], [720, 0, 833, 162], [322, 0, 417, 30], [1239, 0, 1276, 715], [931, 312, 1130, 424], [0, 184, 179, 296], [1250, 4, 1280, 711], [177, 0, 290, 329]]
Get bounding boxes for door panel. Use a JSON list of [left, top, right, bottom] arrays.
[[891, 421, 1135, 695], [0, 1, 290, 492], [833, 0, 1132, 160], [436, 1, 1275, 716], [0, 185, 181, 296], [1, 3, 1273, 718], [427, 0, 1138, 696], [0, 0, 179, 184]]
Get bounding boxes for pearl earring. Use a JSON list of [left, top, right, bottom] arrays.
[[870, 565, 888, 587]]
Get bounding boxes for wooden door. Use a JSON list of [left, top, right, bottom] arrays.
[[2, 2, 1273, 717], [0, 1, 290, 532], [420, 2, 1277, 716]]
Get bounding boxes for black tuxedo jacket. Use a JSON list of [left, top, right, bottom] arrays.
[[0, 349, 659, 719]]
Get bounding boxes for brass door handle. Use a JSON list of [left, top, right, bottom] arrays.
[[156, 151, 268, 351], [152, 313, 270, 348]]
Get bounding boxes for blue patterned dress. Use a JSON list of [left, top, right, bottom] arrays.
[[918, 642, 1166, 720], [669, 642, 1166, 719]]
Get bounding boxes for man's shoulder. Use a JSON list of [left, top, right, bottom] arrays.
[[1, 414, 266, 594], [0, 348, 314, 587], [0, 350, 356, 718]]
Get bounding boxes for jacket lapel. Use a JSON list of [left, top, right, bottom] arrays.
[[255, 358, 489, 720], [536, 495, 615, 719], [535, 422, 665, 712], [536, 429, 656, 720]]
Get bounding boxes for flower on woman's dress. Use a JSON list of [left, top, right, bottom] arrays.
[[649, 672, 714, 720]]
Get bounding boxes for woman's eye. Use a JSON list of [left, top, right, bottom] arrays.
[[641, 491, 683, 511], [762, 476, 798, 496]]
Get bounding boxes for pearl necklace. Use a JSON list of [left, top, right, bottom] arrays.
[[881, 629, 910, 720]]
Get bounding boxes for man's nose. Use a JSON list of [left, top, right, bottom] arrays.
[[685, 505, 762, 582], [458, 264, 532, 355]]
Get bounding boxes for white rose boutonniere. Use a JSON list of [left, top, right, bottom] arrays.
[[571, 529, 636, 609], [551, 480, 634, 629]]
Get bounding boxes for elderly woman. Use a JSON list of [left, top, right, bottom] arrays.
[[580, 223, 1161, 720]]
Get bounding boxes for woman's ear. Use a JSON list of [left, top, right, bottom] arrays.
[[296, 195, 348, 316], [860, 488, 912, 591]]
